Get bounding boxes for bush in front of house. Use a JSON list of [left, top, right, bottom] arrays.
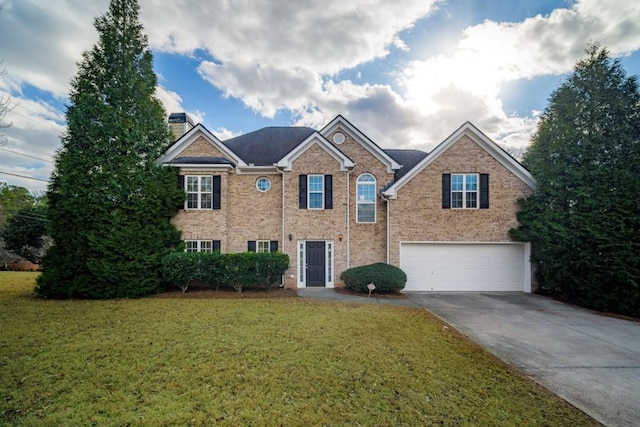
[[161, 252, 221, 293], [340, 263, 407, 293], [161, 251, 289, 293]]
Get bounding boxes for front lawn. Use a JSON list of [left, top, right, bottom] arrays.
[[0, 272, 595, 426]]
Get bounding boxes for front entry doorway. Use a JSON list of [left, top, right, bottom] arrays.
[[306, 241, 326, 287], [297, 240, 334, 288]]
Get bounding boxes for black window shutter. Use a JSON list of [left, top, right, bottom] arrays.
[[212, 240, 221, 252], [324, 175, 333, 209], [442, 174, 451, 209], [480, 174, 489, 209], [212, 175, 221, 210], [270, 240, 278, 253], [299, 174, 307, 209], [248, 241, 256, 252], [177, 175, 185, 209]]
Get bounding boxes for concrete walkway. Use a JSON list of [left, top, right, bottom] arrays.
[[297, 288, 640, 427]]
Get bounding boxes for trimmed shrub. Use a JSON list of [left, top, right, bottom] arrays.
[[161, 251, 289, 293], [340, 263, 407, 293], [161, 252, 221, 293]]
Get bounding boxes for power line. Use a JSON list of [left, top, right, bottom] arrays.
[[10, 212, 49, 222], [0, 147, 53, 163], [0, 170, 49, 182], [8, 108, 65, 132]]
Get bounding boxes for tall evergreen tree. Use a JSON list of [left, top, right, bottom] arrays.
[[511, 44, 640, 316], [37, 0, 184, 298]]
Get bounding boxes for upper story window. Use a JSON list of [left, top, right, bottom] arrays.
[[256, 177, 271, 192], [452, 174, 478, 209], [299, 174, 333, 210], [308, 175, 324, 209], [442, 173, 489, 209], [187, 176, 212, 209], [356, 173, 376, 223], [182, 175, 221, 210]]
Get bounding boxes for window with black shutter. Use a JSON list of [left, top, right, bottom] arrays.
[[442, 174, 451, 209], [324, 175, 333, 209], [299, 174, 307, 209], [300, 174, 332, 210], [480, 174, 489, 209], [213, 175, 221, 210]]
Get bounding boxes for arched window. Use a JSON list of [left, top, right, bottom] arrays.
[[356, 173, 376, 223]]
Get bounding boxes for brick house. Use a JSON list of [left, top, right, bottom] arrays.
[[158, 113, 535, 292]]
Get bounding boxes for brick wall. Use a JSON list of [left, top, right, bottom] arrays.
[[387, 135, 533, 266], [326, 129, 394, 268]]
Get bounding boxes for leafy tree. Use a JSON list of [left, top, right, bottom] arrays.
[[0, 239, 21, 269], [36, 0, 184, 298], [2, 206, 49, 263], [0, 183, 37, 229], [511, 44, 640, 316]]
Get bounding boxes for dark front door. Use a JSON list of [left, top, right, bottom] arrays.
[[306, 241, 326, 287]]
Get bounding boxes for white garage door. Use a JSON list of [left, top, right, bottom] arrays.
[[400, 243, 529, 292]]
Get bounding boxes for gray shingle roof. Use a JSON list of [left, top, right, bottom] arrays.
[[223, 127, 316, 165], [384, 149, 429, 180]]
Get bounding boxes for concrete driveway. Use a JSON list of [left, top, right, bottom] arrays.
[[407, 292, 640, 427]]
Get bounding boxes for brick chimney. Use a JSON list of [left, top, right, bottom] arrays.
[[168, 112, 195, 141]]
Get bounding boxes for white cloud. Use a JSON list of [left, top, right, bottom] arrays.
[[1, 0, 640, 191], [0, 94, 62, 192], [0, 0, 103, 98], [393, 0, 640, 148], [213, 127, 241, 141], [154, 85, 205, 124], [143, 0, 440, 74]]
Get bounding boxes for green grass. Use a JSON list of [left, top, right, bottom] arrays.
[[0, 272, 595, 426]]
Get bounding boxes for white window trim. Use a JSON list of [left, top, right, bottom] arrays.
[[256, 177, 271, 192], [296, 240, 334, 288], [185, 175, 213, 210], [185, 240, 213, 253], [298, 241, 306, 285], [356, 173, 377, 223], [256, 240, 271, 253], [451, 173, 479, 210], [307, 174, 324, 210]]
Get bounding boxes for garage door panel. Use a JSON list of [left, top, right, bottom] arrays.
[[401, 243, 525, 292]]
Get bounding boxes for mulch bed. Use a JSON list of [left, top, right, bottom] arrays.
[[154, 287, 298, 299], [155, 286, 408, 300], [332, 287, 408, 299]]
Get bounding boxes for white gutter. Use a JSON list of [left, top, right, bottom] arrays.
[[380, 193, 391, 264], [346, 167, 353, 269], [277, 166, 286, 287]]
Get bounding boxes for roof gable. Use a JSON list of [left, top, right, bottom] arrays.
[[383, 122, 536, 198], [276, 132, 355, 171], [320, 115, 401, 173], [157, 123, 246, 167]]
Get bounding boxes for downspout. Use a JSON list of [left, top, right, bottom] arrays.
[[278, 166, 286, 286], [380, 193, 391, 264], [346, 167, 353, 269]]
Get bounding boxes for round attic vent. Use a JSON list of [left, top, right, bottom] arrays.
[[332, 132, 345, 144]]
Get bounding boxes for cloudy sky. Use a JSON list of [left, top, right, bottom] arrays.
[[1, 0, 639, 192]]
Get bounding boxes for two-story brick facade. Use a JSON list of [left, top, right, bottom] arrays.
[[158, 114, 535, 292]]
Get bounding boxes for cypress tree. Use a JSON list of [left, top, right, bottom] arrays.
[[511, 44, 640, 316], [37, 0, 184, 298]]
